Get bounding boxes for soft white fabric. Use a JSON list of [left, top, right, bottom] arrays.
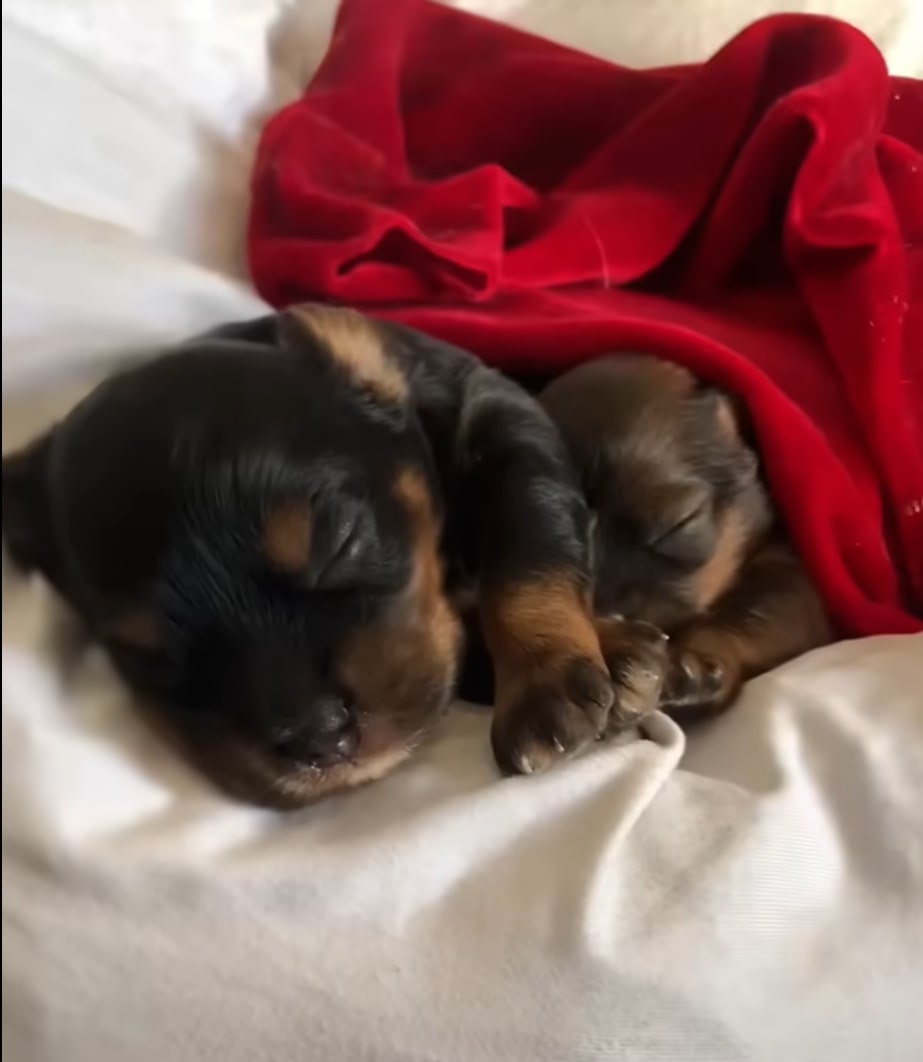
[[3, 3, 923, 1061]]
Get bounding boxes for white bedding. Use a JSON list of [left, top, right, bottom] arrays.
[[3, 3, 923, 1061]]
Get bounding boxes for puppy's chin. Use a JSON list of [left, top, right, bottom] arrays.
[[177, 712, 444, 810]]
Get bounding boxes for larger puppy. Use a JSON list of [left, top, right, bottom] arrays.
[[540, 355, 832, 718], [2, 307, 665, 807]]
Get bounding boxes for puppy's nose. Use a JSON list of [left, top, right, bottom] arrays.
[[269, 698, 358, 766]]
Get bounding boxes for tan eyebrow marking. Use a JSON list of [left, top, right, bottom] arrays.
[[262, 501, 313, 572]]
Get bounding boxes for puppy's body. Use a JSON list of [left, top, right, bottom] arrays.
[[2, 308, 664, 806], [540, 356, 831, 717]]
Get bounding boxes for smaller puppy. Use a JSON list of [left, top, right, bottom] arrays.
[[540, 355, 831, 718]]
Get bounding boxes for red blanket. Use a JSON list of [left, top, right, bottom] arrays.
[[248, 0, 923, 637]]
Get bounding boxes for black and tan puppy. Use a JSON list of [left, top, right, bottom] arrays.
[[1, 307, 666, 807], [540, 355, 832, 718]]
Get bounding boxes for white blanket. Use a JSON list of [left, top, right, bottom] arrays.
[[4, 3, 923, 1061]]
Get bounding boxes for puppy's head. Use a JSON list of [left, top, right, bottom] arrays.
[[2, 306, 461, 808], [540, 355, 771, 630]]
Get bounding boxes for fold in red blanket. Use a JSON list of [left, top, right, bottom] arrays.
[[248, 0, 923, 636]]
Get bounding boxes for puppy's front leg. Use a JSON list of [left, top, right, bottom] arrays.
[[386, 322, 668, 774], [662, 542, 831, 718], [457, 372, 664, 774]]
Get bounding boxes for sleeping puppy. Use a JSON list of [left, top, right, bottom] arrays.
[[1, 307, 666, 808], [539, 355, 832, 719]]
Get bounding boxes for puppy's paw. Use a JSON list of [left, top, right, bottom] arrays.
[[597, 618, 670, 731], [491, 655, 615, 776], [660, 645, 739, 719]]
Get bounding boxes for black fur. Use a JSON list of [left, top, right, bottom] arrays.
[[2, 307, 612, 805]]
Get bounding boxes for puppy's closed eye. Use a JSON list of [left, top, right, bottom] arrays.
[[646, 497, 715, 565], [262, 494, 374, 592], [648, 501, 707, 547]]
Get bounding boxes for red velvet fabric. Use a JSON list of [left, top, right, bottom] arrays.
[[248, 0, 923, 636]]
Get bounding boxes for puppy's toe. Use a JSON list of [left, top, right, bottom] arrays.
[[661, 646, 738, 719], [601, 620, 670, 729], [491, 656, 614, 776]]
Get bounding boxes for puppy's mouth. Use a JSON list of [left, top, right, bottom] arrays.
[[181, 708, 440, 810]]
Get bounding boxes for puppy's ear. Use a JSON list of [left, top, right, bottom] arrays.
[[2, 432, 56, 574], [695, 386, 741, 437], [696, 387, 759, 481]]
